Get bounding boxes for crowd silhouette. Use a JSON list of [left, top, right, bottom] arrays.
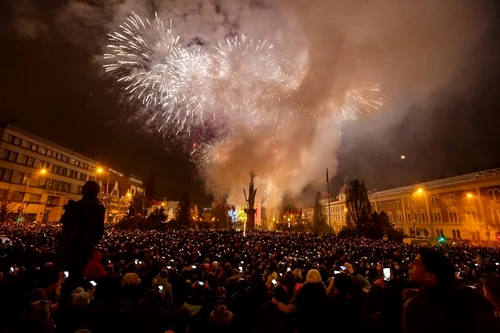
[[0, 182, 499, 333], [1, 224, 500, 332]]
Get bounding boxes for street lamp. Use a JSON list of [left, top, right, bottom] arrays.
[[467, 191, 489, 239], [412, 187, 433, 238], [97, 167, 103, 181], [18, 168, 47, 222], [96, 167, 110, 193]]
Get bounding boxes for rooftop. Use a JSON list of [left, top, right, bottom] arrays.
[[1, 123, 98, 165], [370, 168, 500, 196]]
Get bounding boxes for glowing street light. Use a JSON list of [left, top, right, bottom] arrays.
[[97, 168, 103, 174], [466, 192, 473, 199], [18, 168, 48, 222], [412, 186, 434, 238]]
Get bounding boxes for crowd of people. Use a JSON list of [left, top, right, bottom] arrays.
[[0, 181, 499, 333], [1, 224, 500, 333]]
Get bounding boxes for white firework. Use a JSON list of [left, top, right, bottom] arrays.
[[208, 35, 280, 120], [104, 12, 183, 107], [104, 12, 384, 136]]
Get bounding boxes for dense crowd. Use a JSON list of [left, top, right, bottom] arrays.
[[1, 222, 500, 333]]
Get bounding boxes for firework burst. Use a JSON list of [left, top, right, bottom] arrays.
[[104, 12, 384, 137], [206, 35, 281, 121], [103, 12, 183, 107]]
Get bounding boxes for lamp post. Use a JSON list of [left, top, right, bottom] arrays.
[[340, 207, 348, 233], [472, 189, 489, 240], [18, 168, 47, 222], [467, 191, 489, 240], [97, 167, 111, 220], [96, 167, 110, 194], [412, 187, 433, 238]]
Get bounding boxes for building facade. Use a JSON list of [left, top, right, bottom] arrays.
[[322, 169, 500, 241], [0, 124, 98, 222], [0, 124, 145, 223], [98, 170, 146, 223], [321, 185, 348, 234]]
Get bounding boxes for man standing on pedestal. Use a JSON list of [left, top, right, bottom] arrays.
[[57, 180, 105, 306]]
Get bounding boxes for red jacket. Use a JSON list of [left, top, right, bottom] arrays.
[[84, 250, 107, 280]]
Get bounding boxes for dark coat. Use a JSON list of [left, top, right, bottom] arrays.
[[57, 197, 105, 272], [258, 300, 292, 333]]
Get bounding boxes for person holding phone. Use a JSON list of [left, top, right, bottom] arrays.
[[152, 269, 173, 305], [260, 285, 289, 333]]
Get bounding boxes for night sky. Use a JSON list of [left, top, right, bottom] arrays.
[[1, 1, 499, 204]]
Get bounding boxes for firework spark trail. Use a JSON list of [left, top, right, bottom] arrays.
[[104, 12, 384, 140], [104, 12, 181, 106], [204, 35, 285, 123]]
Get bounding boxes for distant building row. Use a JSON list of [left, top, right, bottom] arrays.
[[0, 124, 145, 223], [322, 169, 500, 241]]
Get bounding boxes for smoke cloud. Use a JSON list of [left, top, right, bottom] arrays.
[[9, 0, 491, 207], [201, 0, 490, 206]]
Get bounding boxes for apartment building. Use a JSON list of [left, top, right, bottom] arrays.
[[0, 124, 98, 222]]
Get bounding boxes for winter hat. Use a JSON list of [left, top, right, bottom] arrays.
[[72, 291, 90, 308], [215, 304, 229, 317], [293, 269, 303, 280], [28, 288, 47, 303], [30, 300, 51, 320], [354, 274, 371, 293], [73, 287, 85, 294], [123, 273, 141, 285], [306, 269, 322, 283]]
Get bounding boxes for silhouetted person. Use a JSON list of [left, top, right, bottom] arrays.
[[57, 181, 105, 307]]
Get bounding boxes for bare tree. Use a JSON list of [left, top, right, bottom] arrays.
[[346, 180, 373, 234], [312, 191, 328, 235], [0, 191, 16, 223]]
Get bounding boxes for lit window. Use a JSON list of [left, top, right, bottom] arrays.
[[18, 154, 27, 165], [488, 189, 500, 201], [446, 194, 455, 205]]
